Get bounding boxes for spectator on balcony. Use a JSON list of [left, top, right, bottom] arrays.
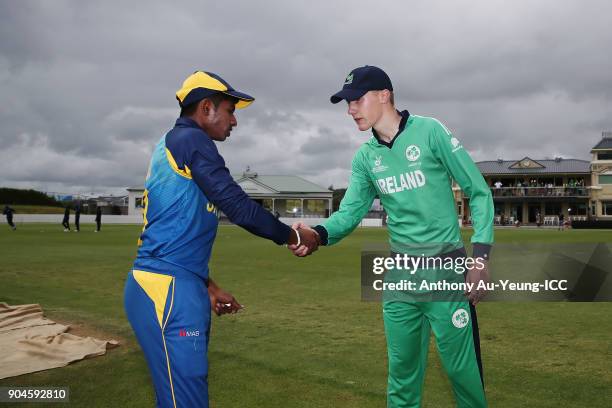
[[570, 179, 578, 196], [576, 178, 585, 195], [494, 180, 502, 196], [526, 181, 535, 196], [521, 181, 528, 196]]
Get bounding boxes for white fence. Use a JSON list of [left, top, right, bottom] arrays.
[[12, 214, 143, 224], [278, 217, 382, 227], [11, 215, 384, 227]]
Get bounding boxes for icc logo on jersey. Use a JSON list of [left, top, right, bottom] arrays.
[[372, 156, 388, 173], [406, 145, 421, 162]]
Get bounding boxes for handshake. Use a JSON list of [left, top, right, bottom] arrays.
[[287, 222, 320, 257]]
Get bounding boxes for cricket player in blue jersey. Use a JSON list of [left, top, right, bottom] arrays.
[[124, 70, 320, 408]]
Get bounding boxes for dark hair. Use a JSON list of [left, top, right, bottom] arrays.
[[180, 93, 239, 117]]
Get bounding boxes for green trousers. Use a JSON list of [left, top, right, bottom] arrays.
[[383, 301, 487, 408]]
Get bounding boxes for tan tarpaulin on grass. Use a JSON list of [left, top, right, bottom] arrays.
[[0, 302, 119, 379]]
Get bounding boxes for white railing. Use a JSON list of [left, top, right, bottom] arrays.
[[12, 214, 143, 224], [11, 214, 384, 228], [493, 215, 588, 226], [491, 186, 589, 197]]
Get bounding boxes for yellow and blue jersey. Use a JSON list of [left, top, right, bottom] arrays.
[[134, 117, 292, 280], [128, 117, 293, 407]]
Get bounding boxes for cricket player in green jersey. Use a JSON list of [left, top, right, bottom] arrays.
[[290, 65, 494, 407]]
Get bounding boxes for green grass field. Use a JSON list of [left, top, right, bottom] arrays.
[[0, 224, 610, 407]]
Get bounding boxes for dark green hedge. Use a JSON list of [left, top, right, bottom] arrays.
[[0, 188, 64, 206]]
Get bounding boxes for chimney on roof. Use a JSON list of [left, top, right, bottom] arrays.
[[602, 131, 612, 139], [554, 157, 562, 162], [497, 158, 503, 164]]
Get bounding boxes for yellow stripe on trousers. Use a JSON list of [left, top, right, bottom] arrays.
[[133, 270, 177, 408]]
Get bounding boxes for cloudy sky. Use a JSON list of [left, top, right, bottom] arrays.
[[1, 0, 611, 195]]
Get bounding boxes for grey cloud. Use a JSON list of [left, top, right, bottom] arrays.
[[103, 107, 176, 144], [0, 0, 611, 193]]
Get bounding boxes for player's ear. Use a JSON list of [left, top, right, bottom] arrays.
[[379, 89, 391, 104], [200, 99, 213, 116]]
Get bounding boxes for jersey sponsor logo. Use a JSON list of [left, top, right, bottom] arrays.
[[179, 328, 200, 337], [376, 170, 426, 194], [405, 145, 421, 161], [344, 73, 354, 85], [452, 308, 469, 329], [372, 155, 389, 173], [450, 136, 463, 153]]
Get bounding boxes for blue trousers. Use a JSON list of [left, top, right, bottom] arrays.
[[125, 269, 211, 408]]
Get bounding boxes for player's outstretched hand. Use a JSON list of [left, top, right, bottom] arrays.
[[464, 261, 490, 306], [287, 222, 320, 257]]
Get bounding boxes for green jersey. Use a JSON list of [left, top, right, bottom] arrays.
[[317, 112, 494, 258]]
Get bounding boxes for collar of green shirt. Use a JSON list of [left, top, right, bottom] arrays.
[[371, 110, 410, 148]]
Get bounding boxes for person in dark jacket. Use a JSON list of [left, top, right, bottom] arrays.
[[62, 207, 70, 231], [74, 203, 81, 232], [3, 205, 16, 230], [95, 207, 102, 232]]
